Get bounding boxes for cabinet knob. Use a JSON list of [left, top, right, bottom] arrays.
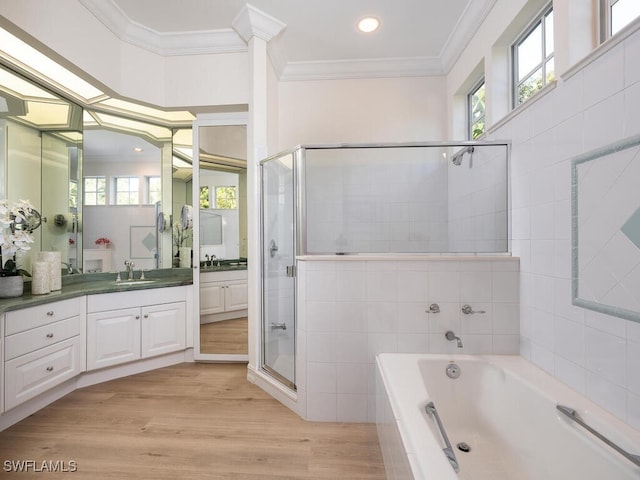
[[46, 311, 54, 316], [46, 333, 54, 339], [46, 366, 54, 372], [143, 314, 149, 318], [135, 315, 140, 319]]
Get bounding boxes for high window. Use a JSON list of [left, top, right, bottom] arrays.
[[468, 78, 486, 139], [512, 5, 554, 107], [115, 177, 139, 205], [83, 177, 105, 206], [200, 186, 210, 209], [602, 0, 640, 40], [215, 186, 237, 209]]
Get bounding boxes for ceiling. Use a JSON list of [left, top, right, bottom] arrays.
[[80, 0, 496, 79]]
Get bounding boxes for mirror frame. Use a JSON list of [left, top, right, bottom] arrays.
[[571, 133, 640, 323], [192, 113, 249, 362]]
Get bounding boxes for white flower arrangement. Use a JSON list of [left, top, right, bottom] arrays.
[[0, 199, 36, 274]]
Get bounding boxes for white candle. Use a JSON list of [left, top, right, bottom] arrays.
[[32, 261, 50, 295], [37, 251, 62, 291]]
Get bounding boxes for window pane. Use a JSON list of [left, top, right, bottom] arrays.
[[612, 0, 640, 35], [216, 186, 237, 209], [545, 58, 555, 83], [200, 186, 209, 209], [545, 11, 554, 56], [517, 23, 542, 80], [518, 68, 543, 104], [85, 192, 97, 205]]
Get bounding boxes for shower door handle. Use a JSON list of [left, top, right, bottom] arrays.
[[269, 239, 278, 258]]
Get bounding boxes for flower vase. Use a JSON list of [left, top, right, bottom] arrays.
[[0, 275, 24, 298]]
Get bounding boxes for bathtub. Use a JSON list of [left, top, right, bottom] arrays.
[[375, 353, 640, 480]]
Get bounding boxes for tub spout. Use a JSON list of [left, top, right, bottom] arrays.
[[445, 330, 463, 348]]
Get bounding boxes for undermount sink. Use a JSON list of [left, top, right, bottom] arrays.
[[113, 280, 157, 286]]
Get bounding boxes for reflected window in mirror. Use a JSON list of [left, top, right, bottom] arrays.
[[69, 181, 79, 209], [146, 176, 161, 205], [199, 186, 209, 209], [215, 186, 237, 209], [115, 177, 140, 205], [84, 177, 106, 206]]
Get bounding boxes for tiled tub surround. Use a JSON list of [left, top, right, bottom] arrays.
[[296, 256, 520, 422], [482, 21, 640, 429]]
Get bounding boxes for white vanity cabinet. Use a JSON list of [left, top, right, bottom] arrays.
[[4, 298, 83, 411], [87, 286, 186, 371], [200, 270, 248, 315]]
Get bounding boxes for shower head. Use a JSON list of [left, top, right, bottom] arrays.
[[451, 146, 474, 166]]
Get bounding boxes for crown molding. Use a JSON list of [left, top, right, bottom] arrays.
[[79, 0, 246, 56], [440, 0, 497, 73], [279, 56, 444, 81], [231, 3, 286, 43]]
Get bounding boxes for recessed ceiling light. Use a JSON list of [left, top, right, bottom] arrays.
[[357, 16, 380, 33], [133, 147, 143, 152]]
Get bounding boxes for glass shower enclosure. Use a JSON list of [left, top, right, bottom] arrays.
[[260, 141, 510, 390]]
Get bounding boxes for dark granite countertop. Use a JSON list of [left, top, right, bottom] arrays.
[[0, 268, 193, 314]]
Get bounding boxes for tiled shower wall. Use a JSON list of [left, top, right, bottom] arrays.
[[297, 256, 519, 422], [487, 27, 640, 428]]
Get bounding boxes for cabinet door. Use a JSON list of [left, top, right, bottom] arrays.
[[87, 308, 141, 371], [224, 281, 248, 311], [200, 282, 225, 314], [141, 302, 186, 358]]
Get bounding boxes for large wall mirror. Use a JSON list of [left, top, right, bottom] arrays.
[[82, 111, 174, 273], [572, 134, 640, 322], [0, 63, 83, 274], [0, 61, 192, 277], [196, 123, 248, 358]]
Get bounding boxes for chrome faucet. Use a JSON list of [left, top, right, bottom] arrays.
[[445, 330, 463, 348], [124, 260, 135, 280], [61, 261, 74, 275]]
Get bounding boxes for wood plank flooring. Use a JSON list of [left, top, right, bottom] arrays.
[[0, 363, 386, 479], [200, 318, 248, 355]]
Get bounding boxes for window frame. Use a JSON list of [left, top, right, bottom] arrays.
[[114, 176, 140, 205], [511, 3, 554, 108], [468, 77, 486, 140], [145, 175, 161, 205], [83, 176, 106, 206], [601, 0, 640, 41]]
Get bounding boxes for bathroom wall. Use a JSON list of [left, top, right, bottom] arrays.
[[484, 26, 640, 428], [297, 257, 520, 422]]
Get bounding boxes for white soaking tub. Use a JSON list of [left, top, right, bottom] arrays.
[[375, 353, 640, 480]]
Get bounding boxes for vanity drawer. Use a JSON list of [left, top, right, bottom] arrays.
[[4, 336, 81, 411], [5, 316, 81, 361], [5, 297, 81, 335]]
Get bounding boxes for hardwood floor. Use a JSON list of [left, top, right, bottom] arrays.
[[0, 363, 386, 479], [200, 318, 248, 355]]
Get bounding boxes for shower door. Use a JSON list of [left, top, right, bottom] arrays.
[[261, 152, 296, 389]]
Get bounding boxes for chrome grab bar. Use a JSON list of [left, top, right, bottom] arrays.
[[556, 405, 640, 468], [425, 401, 460, 473]]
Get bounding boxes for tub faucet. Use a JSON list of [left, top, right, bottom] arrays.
[[445, 330, 463, 348], [61, 261, 74, 275]]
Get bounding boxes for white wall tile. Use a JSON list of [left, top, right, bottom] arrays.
[[307, 362, 337, 393], [492, 271, 519, 302], [307, 392, 337, 422], [493, 303, 520, 334], [306, 302, 338, 332], [366, 270, 397, 302], [628, 392, 640, 430], [554, 357, 586, 395], [396, 302, 429, 333], [624, 81, 640, 137], [583, 43, 624, 108], [554, 316, 585, 366], [397, 270, 428, 302], [585, 327, 626, 387], [429, 271, 460, 302], [367, 333, 398, 362], [367, 302, 398, 333], [461, 304, 492, 334], [460, 271, 492, 303], [427, 302, 461, 333], [336, 302, 367, 332], [337, 362, 369, 395], [492, 334, 520, 354], [585, 309, 627, 338], [583, 92, 626, 152], [552, 73, 584, 126], [306, 270, 337, 302], [397, 333, 428, 353], [586, 371, 627, 421], [307, 332, 337, 362], [337, 394, 368, 422], [530, 240, 555, 276], [336, 270, 367, 301], [531, 342, 555, 375], [336, 333, 368, 363], [627, 340, 640, 396], [461, 334, 492, 354]]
